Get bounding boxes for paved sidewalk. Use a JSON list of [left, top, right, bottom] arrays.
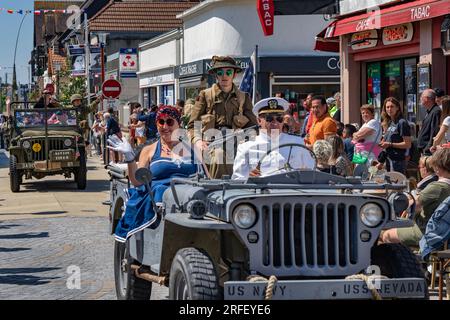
[[0, 217, 116, 300]]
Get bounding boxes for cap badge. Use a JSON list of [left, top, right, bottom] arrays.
[[268, 99, 278, 109]]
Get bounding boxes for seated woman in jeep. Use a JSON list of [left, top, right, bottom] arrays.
[[107, 105, 198, 242]]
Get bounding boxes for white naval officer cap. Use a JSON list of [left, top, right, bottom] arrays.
[[253, 97, 289, 116]]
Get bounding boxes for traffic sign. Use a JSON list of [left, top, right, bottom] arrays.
[[102, 79, 121, 99]]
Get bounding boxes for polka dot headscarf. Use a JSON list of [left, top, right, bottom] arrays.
[[156, 105, 181, 124]]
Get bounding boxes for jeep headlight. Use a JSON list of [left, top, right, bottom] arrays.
[[64, 138, 72, 147], [360, 203, 383, 227], [233, 204, 257, 229], [22, 141, 31, 149]]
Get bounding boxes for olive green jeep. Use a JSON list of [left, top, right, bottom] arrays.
[[8, 103, 87, 192]]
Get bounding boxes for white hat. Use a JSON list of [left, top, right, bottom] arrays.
[[253, 97, 289, 116]]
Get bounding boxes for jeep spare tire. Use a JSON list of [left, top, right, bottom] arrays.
[[9, 155, 21, 192], [169, 247, 221, 300]]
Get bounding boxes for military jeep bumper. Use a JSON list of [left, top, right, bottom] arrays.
[[224, 278, 427, 300]]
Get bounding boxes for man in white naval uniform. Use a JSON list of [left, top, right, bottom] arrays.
[[232, 97, 315, 180]]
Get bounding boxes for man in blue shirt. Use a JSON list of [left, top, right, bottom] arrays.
[[138, 104, 158, 141]]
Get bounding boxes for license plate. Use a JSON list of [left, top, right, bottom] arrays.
[[224, 278, 427, 300], [50, 150, 73, 161]]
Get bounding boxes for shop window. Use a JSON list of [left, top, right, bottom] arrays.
[[367, 62, 381, 119], [384, 60, 402, 104], [404, 58, 417, 123]]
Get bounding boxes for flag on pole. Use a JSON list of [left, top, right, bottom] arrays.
[[7, 9, 14, 14], [239, 51, 256, 98]]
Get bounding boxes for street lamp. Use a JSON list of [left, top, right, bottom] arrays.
[[12, 12, 29, 101]]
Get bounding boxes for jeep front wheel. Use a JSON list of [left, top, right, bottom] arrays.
[[169, 248, 221, 300], [113, 241, 152, 300], [9, 155, 21, 192], [371, 243, 428, 298]]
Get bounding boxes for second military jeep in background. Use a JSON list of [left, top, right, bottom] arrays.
[[8, 104, 87, 192], [107, 142, 428, 300]]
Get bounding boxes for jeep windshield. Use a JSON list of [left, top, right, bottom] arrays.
[[15, 109, 78, 128]]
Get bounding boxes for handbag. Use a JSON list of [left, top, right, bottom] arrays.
[[352, 125, 381, 164]]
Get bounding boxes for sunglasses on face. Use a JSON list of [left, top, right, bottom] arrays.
[[157, 118, 175, 126], [262, 115, 284, 123], [216, 69, 234, 77]]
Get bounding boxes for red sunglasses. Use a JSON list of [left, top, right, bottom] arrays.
[[157, 118, 175, 126]]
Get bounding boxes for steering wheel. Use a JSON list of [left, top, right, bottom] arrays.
[[255, 143, 317, 175]]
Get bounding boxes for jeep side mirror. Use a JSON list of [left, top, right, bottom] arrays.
[[135, 167, 161, 218], [135, 167, 152, 185]]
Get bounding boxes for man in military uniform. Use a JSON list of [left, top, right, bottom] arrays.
[[70, 93, 102, 123], [188, 56, 257, 179], [232, 97, 315, 180], [70, 93, 102, 157]]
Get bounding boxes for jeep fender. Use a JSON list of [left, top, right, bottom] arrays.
[[110, 195, 126, 234], [9, 147, 24, 162], [157, 214, 237, 278]]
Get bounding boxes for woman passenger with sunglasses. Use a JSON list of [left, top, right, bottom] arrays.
[[107, 106, 198, 241]]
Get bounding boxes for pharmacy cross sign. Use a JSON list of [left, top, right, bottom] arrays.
[[102, 79, 121, 99], [257, 0, 274, 36]]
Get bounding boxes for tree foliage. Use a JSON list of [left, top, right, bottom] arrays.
[[59, 58, 87, 105]]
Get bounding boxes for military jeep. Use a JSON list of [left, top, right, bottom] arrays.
[[8, 103, 87, 192], [107, 146, 427, 300]]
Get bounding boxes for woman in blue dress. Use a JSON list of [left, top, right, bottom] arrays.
[[107, 105, 198, 242]]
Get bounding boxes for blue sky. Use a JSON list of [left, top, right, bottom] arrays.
[[0, 0, 34, 85]]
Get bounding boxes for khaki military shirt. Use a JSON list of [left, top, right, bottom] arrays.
[[75, 99, 101, 123], [188, 84, 257, 144]]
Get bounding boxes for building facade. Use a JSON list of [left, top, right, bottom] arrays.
[[138, 29, 182, 108], [177, 0, 341, 106], [317, 0, 450, 126]]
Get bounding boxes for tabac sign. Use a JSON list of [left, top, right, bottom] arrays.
[[257, 0, 274, 36]]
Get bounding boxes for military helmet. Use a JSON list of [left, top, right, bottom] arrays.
[[70, 94, 83, 104], [208, 55, 243, 74]]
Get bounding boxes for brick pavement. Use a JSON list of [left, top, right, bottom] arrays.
[[0, 150, 168, 300], [0, 216, 169, 300]]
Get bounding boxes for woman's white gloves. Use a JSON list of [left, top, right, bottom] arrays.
[[107, 134, 135, 162]]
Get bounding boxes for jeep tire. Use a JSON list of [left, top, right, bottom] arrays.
[[9, 155, 20, 192], [371, 243, 428, 298], [74, 149, 87, 190], [114, 241, 152, 300], [169, 247, 221, 300]]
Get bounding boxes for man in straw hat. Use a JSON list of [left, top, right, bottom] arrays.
[[188, 55, 257, 179], [232, 97, 315, 180]]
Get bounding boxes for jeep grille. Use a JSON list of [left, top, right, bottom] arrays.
[[231, 196, 386, 277], [262, 203, 358, 268], [26, 138, 66, 161]]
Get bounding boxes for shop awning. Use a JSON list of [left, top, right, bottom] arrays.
[[326, 0, 450, 38], [314, 0, 450, 52], [314, 21, 339, 52]]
